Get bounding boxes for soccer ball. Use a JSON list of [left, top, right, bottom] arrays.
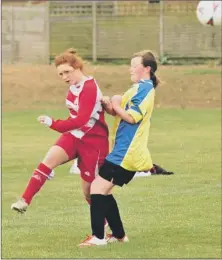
[[196, 1, 221, 26]]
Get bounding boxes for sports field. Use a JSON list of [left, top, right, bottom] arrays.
[[2, 64, 221, 258]]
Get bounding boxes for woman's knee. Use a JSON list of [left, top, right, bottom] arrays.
[[82, 187, 90, 200], [90, 176, 114, 195]]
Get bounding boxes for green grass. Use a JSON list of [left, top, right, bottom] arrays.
[[2, 108, 221, 258]]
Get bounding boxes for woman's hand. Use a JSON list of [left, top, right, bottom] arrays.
[[37, 115, 53, 127], [101, 96, 116, 116], [101, 96, 111, 106]]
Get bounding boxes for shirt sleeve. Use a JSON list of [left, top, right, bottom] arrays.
[[50, 80, 97, 133], [127, 84, 153, 123]]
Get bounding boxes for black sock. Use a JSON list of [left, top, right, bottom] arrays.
[[105, 194, 125, 239], [90, 194, 106, 239]]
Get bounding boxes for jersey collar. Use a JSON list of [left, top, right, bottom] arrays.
[[139, 79, 152, 83]]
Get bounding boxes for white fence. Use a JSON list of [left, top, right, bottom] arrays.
[[2, 1, 222, 64]]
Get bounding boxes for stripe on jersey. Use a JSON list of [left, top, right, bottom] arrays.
[[127, 81, 153, 123], [107, 80, 153, 166], [106, 120, 140, 165]]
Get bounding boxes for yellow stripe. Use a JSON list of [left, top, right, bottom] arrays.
[[127, 109, 142, 123]]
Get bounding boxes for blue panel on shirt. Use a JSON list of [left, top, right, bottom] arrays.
[[106, 80, 153, 166], [131, 81, 153, 106], [106, 120, 140, 165]]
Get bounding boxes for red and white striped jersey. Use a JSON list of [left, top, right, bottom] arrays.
[[50, 77, 109, 139]]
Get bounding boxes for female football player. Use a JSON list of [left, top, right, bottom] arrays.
[[11, 48, 109, 213], [79, 50, 160, 246]]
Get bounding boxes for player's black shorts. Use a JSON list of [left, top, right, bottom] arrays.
[[99, 159, 136, 187]]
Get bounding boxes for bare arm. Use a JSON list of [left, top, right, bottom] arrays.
[[111, 95, 135, 124]]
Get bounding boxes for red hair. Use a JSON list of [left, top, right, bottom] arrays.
[[54, 48, 84, 70]]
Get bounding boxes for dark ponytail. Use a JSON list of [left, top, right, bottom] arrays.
[[150, 70, 159, 88]]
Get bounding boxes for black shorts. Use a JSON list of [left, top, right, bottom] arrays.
[[99, 160, 136, 187]]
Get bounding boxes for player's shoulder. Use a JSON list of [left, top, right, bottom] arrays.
[[83, 76, 97, 88], [136, 80, 154, 98], [138, 79, 153, 91]]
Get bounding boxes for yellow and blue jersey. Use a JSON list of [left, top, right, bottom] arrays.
[[106, 79, 155, 172]]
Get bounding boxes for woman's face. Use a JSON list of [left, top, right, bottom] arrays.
[[130, 56, 145, 83], [56, 63, 78, 85]]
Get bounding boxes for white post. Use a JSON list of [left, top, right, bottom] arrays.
[[92, 1, 97, 62], [113, 0, 118, 15], [159, 0, 164, 59], [45, 1, 50, 64]]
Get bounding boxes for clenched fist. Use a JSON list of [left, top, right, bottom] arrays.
[[101, 96, 111, 106], [37, 115, 53, 127]]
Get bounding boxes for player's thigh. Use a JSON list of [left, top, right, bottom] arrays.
[[90, 175, 115, 195], [43, 133, 78, 168], [42, 146, 69, 168]]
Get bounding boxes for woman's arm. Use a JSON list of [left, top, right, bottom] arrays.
[[111, 95, 135, 124], [39, 80, 98, 133], [101, 96, 116, 116]]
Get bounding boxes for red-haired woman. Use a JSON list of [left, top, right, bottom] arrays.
[[11, 48, 109, 213]]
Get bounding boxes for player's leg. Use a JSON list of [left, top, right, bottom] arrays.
[[79, 161, 133, 247], [151, 163, 174, 175], [81, 178, 91, 205], [97, 161, 134, 243], [78, 135, 109, 205], [134, 162, 175, 178], [11, 145, 69, 213], [11, 133, 77, 213], [77, 136, 109, 239], [78, 175, 114, 247]]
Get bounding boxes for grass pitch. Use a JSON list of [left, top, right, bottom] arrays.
[[2, 108, 221, 258]]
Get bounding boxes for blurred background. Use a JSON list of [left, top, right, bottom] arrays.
[[2, 0, 221, 64]]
